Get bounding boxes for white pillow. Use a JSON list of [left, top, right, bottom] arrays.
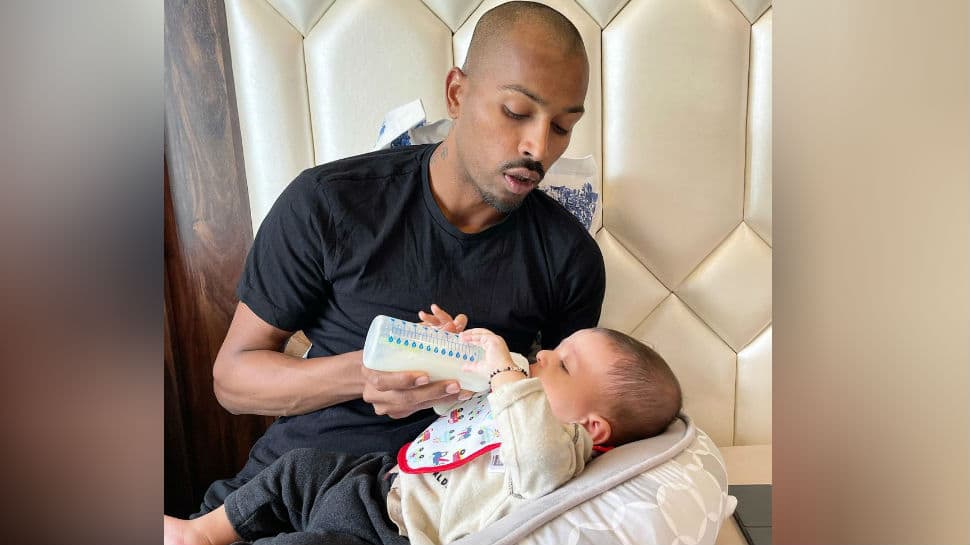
[[451, 414, 735, 545]]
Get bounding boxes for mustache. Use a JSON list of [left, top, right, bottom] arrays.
[[500, 159, 545, 181]]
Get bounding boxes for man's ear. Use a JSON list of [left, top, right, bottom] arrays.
[[579, 414, 612, 445], [445, 67, 466, 119]]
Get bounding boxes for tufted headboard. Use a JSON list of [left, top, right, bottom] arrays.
[[223, 0, 771, 448]]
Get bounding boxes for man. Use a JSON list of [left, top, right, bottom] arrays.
[[195, 1, 605, 516]]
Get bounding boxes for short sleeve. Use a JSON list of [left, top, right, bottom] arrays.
[[540, 239, 605, 347], [237, 171, 333, 332]]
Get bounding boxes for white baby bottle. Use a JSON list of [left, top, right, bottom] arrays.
[[362, 315, 527, 392]]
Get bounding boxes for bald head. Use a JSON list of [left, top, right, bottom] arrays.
[[463, 1, 587, 76]]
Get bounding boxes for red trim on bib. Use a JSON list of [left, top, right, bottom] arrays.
[[397, 441, 501, 474]]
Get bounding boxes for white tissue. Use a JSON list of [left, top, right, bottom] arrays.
[[372, 99, 427, 151]]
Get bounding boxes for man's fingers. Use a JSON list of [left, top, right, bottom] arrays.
[[417, 307, 445, 327], [363, 368, 429, 391], [430, 303, 453, 324], [418, 306, 467, 333], [361, 369, 461, 401], [385, 391, 463, 419], [368, 379, 464, 418], [430, 304, 459, 331], [417, 310, 435, 325]]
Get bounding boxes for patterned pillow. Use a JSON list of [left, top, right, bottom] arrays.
[[449, 414, 735, 545]]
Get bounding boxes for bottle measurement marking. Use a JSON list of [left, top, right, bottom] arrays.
[[384, 319, 478, 362]]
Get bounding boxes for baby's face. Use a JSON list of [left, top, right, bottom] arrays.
[[530, 329, 616, 426]]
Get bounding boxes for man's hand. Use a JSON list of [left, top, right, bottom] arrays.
[[417, 303, 468, 333], [361, 367, 469, 419]]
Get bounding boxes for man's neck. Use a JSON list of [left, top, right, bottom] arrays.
[[428, 137, 506, 234]]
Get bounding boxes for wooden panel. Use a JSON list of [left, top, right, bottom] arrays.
[[163, 248, 193, 516], [164, 0, 274, 516]]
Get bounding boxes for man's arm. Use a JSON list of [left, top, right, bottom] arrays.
[[213, 302, 470, 417], [212, 302, 365, 416]]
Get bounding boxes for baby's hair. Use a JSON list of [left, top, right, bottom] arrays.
[[592, 328, 682, 445]]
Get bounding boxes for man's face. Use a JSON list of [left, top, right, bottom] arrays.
[[530, 329, 614, 425], [453, 30, 588, 213]]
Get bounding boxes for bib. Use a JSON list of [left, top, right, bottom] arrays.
[[398, 393, 502, 474]]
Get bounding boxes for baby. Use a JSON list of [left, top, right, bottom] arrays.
[[165, 327, 682, 545]]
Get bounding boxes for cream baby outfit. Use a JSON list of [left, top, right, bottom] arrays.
[[388, 378, 593, 545]]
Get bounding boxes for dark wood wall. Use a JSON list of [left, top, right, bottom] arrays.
[[164, 0, 274, 517]]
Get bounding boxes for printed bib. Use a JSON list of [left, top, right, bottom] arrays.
[[398, 394, 502, 474]]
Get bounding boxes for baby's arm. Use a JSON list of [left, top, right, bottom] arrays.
[[489, 379, 592, 499], [459, 329, 592, 499]]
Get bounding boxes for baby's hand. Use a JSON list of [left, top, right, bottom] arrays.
[[459, 328, 516, 380]]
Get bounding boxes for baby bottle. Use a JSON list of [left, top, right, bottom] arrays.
[[362, 315, 507, 392]]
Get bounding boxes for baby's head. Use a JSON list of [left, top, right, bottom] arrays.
[[531, 328, 681, 446]]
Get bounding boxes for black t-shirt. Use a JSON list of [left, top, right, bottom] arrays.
[[236, 143, 604, 459]]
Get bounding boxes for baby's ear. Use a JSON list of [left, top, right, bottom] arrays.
[[579, 414, 612, 445]]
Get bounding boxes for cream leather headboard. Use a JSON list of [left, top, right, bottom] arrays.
[[225, 0, 771, 447]]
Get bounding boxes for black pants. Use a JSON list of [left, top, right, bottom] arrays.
[[223, 448, 409, 545], [196, 401, 436, 517]]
